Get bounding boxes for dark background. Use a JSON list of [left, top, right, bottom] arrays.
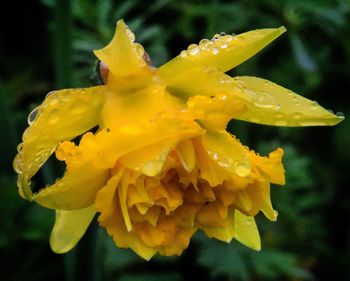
[[0, 0, 349, 280]]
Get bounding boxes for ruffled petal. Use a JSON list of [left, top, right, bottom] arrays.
[[233, 76, 344, 126], [233, 209, 261, 251], [50, 205, 96, 253], [14, 86, 106, 200], [158, 27, 286, 80], [91, 118, 205, 169], [95, 173, 157, 260], [94, 20, 146, 77], [250, 148, 285, 185]]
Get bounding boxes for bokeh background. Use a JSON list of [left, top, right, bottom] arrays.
[[1, 0, 349, 280]]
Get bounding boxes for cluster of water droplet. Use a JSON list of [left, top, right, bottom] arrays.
[[180, 32, 236, 58]]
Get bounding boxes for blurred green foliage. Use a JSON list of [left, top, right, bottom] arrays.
[[1, 0, 349, 280]]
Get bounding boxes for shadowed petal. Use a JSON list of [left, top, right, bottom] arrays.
[[234, 210, 261, 251], [33, 162, 109, 210], [50, 205, 96, 253]]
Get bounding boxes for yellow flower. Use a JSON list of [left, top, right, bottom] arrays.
[[13, 20, 343, 260]]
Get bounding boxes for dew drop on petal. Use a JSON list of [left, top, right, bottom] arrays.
[[45, 91, 55, 99], [17, 143, 23, 153], [211, 34, 220, 41], [27, 106, 40, 125], [234, 162, 250, 177], [274, 210, 279, 218], [199, 39, 211, 50], [336, 111, 345, 118], [188, 44, 200, 56], [180, 50, 188, 58], [220, 43, 228, 49], [310, 101, 319, 110], [212, 47, 219, 55]]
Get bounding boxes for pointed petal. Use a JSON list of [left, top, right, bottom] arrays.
[[260, 183, 278, 221], [33, 162, 109, 210], [175, 139, 196, 172], [201, 131, 251, 177], [201, 210, 235, 243], [94, 20, 146, 77], [233, 209, 261, 251], [233, 76, 344, 126], [14, 86, 106, 199], [159, 27, 286, 80], [50, 205, 96, 253]]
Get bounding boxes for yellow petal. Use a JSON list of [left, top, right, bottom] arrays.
[[250, 148, 285, 185], [159, 227, 197, 256], [100, 82, 184, 131], [96, 173, 157, 260], [233, 209, 261, 251], [93, 118, 204, 169], [33, 162, 109, 210], [233, 76, 344, 126], [201, 131, 251, 177], [260, 183, 278, 221], [201, 210, 235, 243], [50, 205, 96, 253], [14, 86, 106, 199], [158, 27, 286, 80], [119, 171, 133, 232], [120, 139, 173, 177], [175, 139, 196, 172], [94, 20, 146, 77]]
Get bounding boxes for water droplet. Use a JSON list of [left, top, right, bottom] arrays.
[[211, 34, 220, 41], [328, 109, 334, 114], [17, 143, 23, 153], [310, 101, 319, 110], [45, 91, 55, 99], [225, 35, 233, 42], [28, 106, 39, 125], [234, 162, 250, 177], [199, 39, 211, 50], [126, 29, 135, 42], [220, 43, 228, 49], [336, 111, 345, 117], [212, 47, 219, 55], [219, 32, 226, 37], [212, 152, 219, 160], [134, 43, 144, 56], [180, 50, 188, 57], [142, 160, 162, 177], [188, 44, 200, 56], [274, 210, 279, 218]]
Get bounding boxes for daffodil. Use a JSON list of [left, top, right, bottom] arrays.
[[14, 20, 343, 260]]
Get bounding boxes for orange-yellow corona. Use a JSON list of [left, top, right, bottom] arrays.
[[14, 20, 343, 259]]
